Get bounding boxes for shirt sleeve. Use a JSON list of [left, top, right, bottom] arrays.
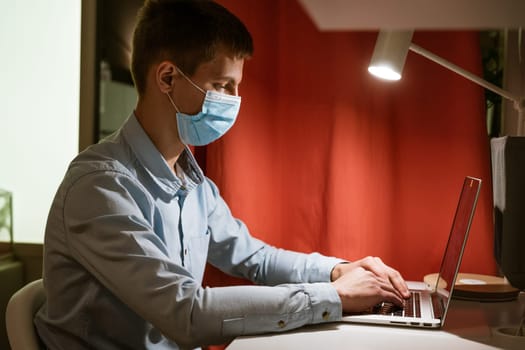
[[204, 178, 346, 285], [63, 171, 343, 349]]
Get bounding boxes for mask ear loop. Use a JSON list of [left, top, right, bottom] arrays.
[[166, 92, 181, 113], [175, 67, 206, 95]]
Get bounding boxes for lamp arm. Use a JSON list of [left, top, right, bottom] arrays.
[[409, 43, 522, 107], [410, 43, 525, 135]]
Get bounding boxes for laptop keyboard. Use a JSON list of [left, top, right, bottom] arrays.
[[373, 292, 422, 318]]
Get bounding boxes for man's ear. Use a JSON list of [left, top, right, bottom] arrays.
[[156, 61, 179, 93]]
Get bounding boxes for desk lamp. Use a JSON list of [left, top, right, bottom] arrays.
[[368, 30, 524, 133], [367, 30, 525, 292]]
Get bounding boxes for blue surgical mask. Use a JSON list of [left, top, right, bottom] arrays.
[[166, 69, 241, 146]]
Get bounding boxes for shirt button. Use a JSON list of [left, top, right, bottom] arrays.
[[277, 320, 286, 328], [184, 248, 188, 255], [322, 311, 330, 320]]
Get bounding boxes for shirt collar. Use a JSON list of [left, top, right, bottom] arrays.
[[121, 113, 204, 196]]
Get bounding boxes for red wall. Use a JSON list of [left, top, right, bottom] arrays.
[[204, 0, 496, 286]]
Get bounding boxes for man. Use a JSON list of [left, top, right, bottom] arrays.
[[35, 1, 409, 349]]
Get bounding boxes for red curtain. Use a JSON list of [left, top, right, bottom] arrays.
[[203, 0, 496, 289]]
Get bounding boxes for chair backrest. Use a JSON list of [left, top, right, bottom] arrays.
[[5, 278, 45, 350]]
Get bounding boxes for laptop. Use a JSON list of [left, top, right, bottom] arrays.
[[342, 176, 482, 329]]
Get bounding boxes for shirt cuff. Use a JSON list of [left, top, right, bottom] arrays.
[[303, 282, 342, 324], [313, 256, 348, 283]]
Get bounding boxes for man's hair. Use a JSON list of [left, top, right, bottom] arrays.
[[131, 0, 253, 96]]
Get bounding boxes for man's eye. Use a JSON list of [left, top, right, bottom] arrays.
[[213, 83, 227, 91]]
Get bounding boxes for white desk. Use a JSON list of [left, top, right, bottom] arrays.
[[227, 293, 525, 350]]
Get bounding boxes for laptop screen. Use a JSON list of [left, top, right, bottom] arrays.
[[435, 177, 481, 318]]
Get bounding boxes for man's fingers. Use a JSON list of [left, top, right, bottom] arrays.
[[363, 257, 410, 299], [377, 278, 405, 307], [389, 273, 410, 298]]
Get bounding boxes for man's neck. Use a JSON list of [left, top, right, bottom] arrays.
[[134, 97, 185, 171]]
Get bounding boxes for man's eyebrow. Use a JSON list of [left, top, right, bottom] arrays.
[[214, 74, 237, 81], [214, 75, 241, 85]]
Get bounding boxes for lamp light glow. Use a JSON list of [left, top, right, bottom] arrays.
[[367, 65, 401, 81], [368, 30, 413, 81]]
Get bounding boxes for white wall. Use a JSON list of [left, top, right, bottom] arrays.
[[0, 0, 82, 243]]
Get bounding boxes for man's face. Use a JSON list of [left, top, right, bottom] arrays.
[[174, 47, 245, 115]]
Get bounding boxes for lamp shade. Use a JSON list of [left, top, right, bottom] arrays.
[[368, 30, 414, 81]]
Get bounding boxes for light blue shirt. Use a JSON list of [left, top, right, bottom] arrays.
[[35, 114, 343, 349]]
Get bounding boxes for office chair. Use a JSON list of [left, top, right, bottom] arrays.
[[5, 278, 45, 350]]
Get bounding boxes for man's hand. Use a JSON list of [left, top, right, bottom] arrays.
[[330, 257, 410, 313]]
